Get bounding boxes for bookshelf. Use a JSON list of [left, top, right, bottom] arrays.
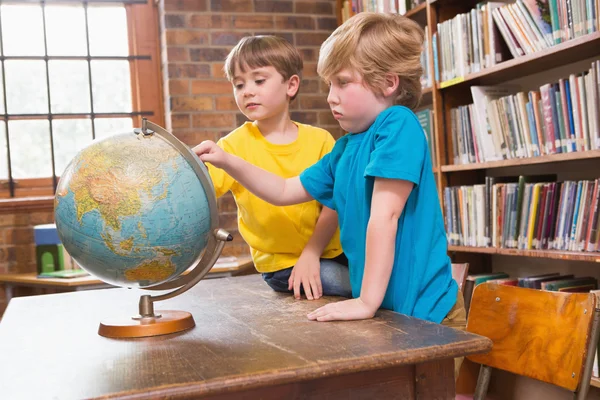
[[337, 0, 600, 394]]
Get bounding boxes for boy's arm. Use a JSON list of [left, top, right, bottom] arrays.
[[289, 206, 339, 300], [193, 141, 312, 206], [307, 178, 413, 321]]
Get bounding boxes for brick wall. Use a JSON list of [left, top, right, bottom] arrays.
[[0, 206, 55, 314], [158, 0, 341, 257]]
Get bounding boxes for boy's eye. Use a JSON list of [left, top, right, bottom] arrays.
[[255, 79, 265, 85], [338, 80, 348, 86], [234, 83, 244, 90]]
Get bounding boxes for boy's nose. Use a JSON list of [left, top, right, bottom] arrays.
[[327, 89, 338, 105]]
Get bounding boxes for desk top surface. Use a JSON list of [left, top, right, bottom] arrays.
[[0, 275, 491, 399]]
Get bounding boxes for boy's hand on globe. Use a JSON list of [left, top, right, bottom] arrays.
[[192, 141, 228, 168], [307, 298, 376, 322], [288, 251, 322, 300]]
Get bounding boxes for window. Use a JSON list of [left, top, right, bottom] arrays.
[[0, 0, 163, 199]]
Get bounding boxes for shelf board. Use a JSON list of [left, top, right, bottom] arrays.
[[448, 245, 600, 262], [591, 376, 600, 389], [438, 31, 600, 90], [441, 150, 600, 172], [404, 2, 427, 19]]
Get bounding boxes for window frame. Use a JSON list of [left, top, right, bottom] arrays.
[[0, 0, 164, 202]]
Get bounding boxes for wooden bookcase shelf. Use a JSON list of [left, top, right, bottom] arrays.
[[448, 246, 600, 263], [441, 150, 600, 172], [438, 31, 600, 90], [591, 376, 600, 389]]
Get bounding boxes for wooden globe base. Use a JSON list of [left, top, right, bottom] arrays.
[[98, 310, 195, 338]]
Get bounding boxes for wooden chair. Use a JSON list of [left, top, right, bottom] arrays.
[[465, 283, 600, 400], [452, 262, 469, 292]]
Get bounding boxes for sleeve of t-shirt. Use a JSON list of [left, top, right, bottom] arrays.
[[207, 139, 237, 198], [364, 108, 426, 186], [299, 152, 336, 210]]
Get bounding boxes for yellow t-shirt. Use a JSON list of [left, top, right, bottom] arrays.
[[207, 121, 343, 273]]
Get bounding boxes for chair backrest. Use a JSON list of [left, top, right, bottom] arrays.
[[466, 282, 598, 394], [451, 263, 469, 292]]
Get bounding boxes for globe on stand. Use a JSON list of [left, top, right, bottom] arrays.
[[54, 119, 231, 338]]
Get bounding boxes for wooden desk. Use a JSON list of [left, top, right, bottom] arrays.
[[0, 256, 254, 302], [0, 275, 491, 399]]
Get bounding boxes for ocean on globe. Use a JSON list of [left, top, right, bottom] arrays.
[[54, 132, 212, 289]]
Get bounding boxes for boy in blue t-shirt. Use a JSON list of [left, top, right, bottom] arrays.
[[194, 13, 465, 335]]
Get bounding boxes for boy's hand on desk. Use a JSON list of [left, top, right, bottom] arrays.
[[288, 251, 322, 300], [192, 141, 228, 168], [307, 298, 376, 322]]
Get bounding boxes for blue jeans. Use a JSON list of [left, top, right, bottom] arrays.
[[262, 254, 352, 298]]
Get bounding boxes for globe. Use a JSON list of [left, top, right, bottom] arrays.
[[54, 124, 214, 289]]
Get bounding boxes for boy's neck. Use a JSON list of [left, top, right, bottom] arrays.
[[255, 109, 298, 145]]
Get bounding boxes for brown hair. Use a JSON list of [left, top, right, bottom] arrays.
[[224, 35, 303, 100], [317, 12, 424, 109]]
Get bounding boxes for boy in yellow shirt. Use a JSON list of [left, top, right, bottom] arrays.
[[196, 35, 349, 301]]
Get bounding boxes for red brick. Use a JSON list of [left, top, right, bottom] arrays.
[[211, 63, 226, 78], [171, 114, 191, 129], [165, 0, 208, 12], [317, 17, 338, 31], [191, 80, 232, 95], [14, 245, 33, 266], [255, 0, 293, 13], [168, 63, 211, 79], [299, 95, 329, 110], [319, 80, 330, 94], [211, 0, 253, 12], [300, 79, 319, 94], [169, 79, 190, 95], [218, 193, 237, 212], [171, 96, 214, 112], [10, 228, 33, 245], [29, 211, 54, 226], [291, 111, 318, 125], [295, 32, 329, 46], [295, 1, 333, 15], [167, 47, 189, 62], [219, 212, 238, 231], [211, 32, 250, 46], [175, 130, 220, 146], [186, 14, 212, 29], [0, 214, 29, 227], [192, 113, 236, 129], [0, 247, 15, 263], [215, 96, 238, 111], [275, 16, 315, 30], [302, 62, 318, 78], [318, 110, 337, 126], [210, 15, 234, 29], [166, 30, 208, 46], [299, 48, 318, 62], [232, 15, 274, 29], [236, 113, 250, 126], [190, 48, 230, 62], [165, 14, 185, 28]]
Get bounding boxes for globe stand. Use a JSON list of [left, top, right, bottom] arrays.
[[97, 119, 233, 338]]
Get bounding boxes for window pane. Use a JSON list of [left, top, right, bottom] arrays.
[[1, 4, 45, 56], [53, 119, 93, 175], [5, 61, 48, 114], [49, 61, 91, 113], [45, 5, 87, 56], [8, 120, 51, 179], [0, 123, 6, 180], [0, 64, 5, 114], [94, 118, 132, 140], [88, 5, 128, 56], [91, 61, 132, 113]]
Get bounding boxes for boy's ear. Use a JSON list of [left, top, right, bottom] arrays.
[[287, 74, 300, 98], [382, 73, 400, 98]]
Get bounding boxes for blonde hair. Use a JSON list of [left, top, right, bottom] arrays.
[[224, 35, 303, 100], [317, 12, 424, 109]]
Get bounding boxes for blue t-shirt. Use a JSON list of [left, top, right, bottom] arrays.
[[300, 106, 457, 323]]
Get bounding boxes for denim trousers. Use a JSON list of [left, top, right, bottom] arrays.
[[262, 254, 352, 298]]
